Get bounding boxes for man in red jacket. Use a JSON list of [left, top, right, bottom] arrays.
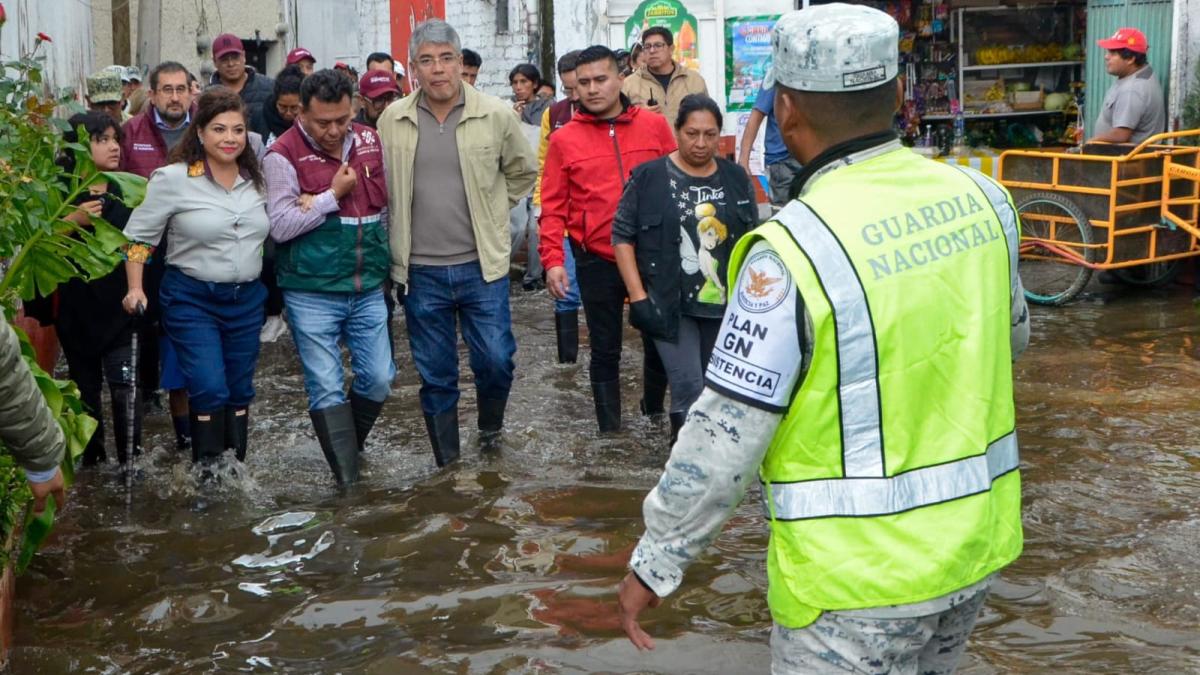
[[539, 45, 676, 432]]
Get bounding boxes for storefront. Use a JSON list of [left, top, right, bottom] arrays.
[[599, 0, 1179, 184]]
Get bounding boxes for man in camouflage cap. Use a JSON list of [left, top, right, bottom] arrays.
[[86, 69, 125, 124], [617, 4, 1030, 672]]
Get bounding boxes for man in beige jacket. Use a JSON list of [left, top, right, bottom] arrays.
[[378, 19, 537, 468], [621, 26, 708, 125]]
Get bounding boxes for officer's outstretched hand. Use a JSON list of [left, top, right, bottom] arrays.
[[29, 467, 65, 515], [618, 571, 661, 651]]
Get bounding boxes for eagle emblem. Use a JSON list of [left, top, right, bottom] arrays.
[[745, 267, 781, 298]]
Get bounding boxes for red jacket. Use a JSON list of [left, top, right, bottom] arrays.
[[120, 107, 171, 178], [538, 102, 676, 267]]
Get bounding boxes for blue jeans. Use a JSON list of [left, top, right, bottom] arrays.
[[284, 287, 396, 411], [158, 267, 265, 412], [554, 236, 580, 313], [403, 261, 516, 415]]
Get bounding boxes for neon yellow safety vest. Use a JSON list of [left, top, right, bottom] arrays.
[[727, 145, 1024, 629]]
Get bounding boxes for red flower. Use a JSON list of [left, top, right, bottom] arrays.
[[0, 4, 7, 28], [36, 32, 52, 43]]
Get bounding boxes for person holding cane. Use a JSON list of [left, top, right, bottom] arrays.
[[122, 88, 271, 475]]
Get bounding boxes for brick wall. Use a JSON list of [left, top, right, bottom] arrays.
[[444, 0, 540, 99]]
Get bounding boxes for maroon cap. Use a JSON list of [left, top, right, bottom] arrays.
[[286, 47, 315, 65], [212, 33, 244, 60], [359, 70, 401, 99]]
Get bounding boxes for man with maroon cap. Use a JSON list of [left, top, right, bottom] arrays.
[[209, 32, 275, 124], [1090, 27, 1165, 145], [356, 70, 401, 129], [287, 47, 316, 77]]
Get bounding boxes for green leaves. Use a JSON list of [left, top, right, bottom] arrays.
[[0, 53, 107, 571]]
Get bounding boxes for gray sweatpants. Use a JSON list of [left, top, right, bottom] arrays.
[[770, 587, 988, 675], [767, 158, 804, 209], [652, 315, 721, 415]]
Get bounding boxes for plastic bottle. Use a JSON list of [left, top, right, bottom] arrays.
[[952, 101, 967, 156], [922, 124, 933, 148]]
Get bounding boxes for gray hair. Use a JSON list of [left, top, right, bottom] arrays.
[[409, 19, 462, 60]]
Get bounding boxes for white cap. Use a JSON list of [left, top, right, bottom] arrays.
[[764, 3, 899, 93]]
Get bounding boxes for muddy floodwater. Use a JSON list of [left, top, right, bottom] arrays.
[[10, 285, 1200, 673]]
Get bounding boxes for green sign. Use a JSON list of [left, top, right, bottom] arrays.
[[625, 0, 700, 72]]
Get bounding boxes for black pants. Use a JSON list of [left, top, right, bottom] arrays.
[[262, 244, 285, 317], [64, 337, 144, 465], [573, 242, 628, 384]]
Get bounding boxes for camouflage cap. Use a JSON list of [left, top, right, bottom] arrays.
[[86, 70, 123, 103], [764, 3, 899, 93]]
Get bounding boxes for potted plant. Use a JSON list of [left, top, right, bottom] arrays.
[[0, 12, 146, 664]]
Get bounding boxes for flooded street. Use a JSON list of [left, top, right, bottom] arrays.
[[10, 284, 1200, 673]]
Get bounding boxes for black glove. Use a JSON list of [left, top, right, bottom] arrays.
[[628, 297, 668, 339]]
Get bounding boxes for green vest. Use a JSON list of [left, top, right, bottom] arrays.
[[728, 146, 1024, 629], [276, 213, 390, 293]]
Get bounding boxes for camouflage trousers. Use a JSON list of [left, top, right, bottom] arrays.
[[769, 587, 989, 675]]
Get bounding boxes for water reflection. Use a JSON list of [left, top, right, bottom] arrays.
[[11, 288, 1200, 672]]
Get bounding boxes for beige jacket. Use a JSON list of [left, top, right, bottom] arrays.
[[378, 83, 538, 284], [621, 62, 708, 125]]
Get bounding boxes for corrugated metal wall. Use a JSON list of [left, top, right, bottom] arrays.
[[1085, 0, 1174, 137], [0, 0, 96, 100]]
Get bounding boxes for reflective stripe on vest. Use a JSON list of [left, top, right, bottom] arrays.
[[954, 166, 1021, 295], [765, 188, 1020, 520], [766, 431, 1018, 520], [339, 214, 383, 225]]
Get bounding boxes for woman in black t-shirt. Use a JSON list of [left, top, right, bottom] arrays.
[[613, 94, 759, 442]]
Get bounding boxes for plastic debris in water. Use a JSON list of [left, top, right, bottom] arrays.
[[233, 530, 335, 569], [252, 511, 318, 536]]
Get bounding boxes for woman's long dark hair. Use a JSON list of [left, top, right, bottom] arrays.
[[58, 111, 122, 174], [168, 86, 265, 192]]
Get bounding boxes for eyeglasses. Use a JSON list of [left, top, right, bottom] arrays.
[[156, 86, 189, 96], [416, 54, 458, 68], [643, 42, 670, 52], [370, 93, 400, 106]]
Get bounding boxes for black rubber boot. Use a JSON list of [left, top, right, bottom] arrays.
[[225, 406, 249, 462], [110, 384, 143, 466], [172, 414, 191, 453], [477, 397, 507, 452], [424, 408, 461, 467], [349, 392, 385, 452], [477, 397, 506, 434], [669, 411, 687, 447], [190, 409, 226, 465], [591, 379, 622, 433], [554, 310, 579, 364], [639, 341, 668, 416], [311, 403, 359, 485]]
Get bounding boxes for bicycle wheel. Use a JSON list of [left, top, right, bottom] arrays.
[[1016, 191, 1095, 306], [1112, 260, 1182, 286]]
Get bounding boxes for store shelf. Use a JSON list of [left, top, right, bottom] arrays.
[[962, 61, 1084, 71], [923, 110, 1067, 121]]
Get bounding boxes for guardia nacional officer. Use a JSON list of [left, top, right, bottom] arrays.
[[617, 5, 1032, 672]]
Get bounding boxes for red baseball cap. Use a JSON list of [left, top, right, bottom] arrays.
[[1097, 27, 1148, 54], [212, 33, 244, 60], [359, 71, 401, 99], [286, 47, 315, 65]]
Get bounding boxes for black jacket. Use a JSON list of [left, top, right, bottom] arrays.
[[209, 68, 274, 128], [618, 156, 758, 341], [250, 92, 294, 146]]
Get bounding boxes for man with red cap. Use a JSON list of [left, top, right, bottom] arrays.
[[1090, 27, 1165, 145], [287, 47, 317, 77], [356, 70, 401, 129], [209, 32, 275, 123]]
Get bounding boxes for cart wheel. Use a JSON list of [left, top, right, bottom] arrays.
[[1016, 191, 1095, 306], [1112, 260, 1182, 287]]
